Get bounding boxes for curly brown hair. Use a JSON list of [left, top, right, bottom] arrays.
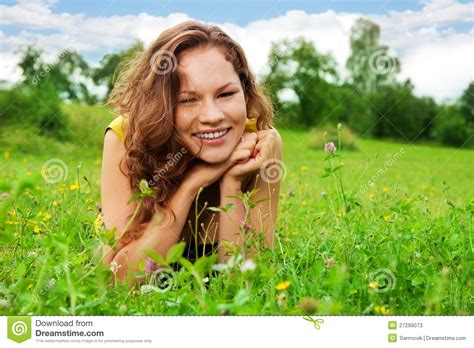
[[108, 20, 273, 248]]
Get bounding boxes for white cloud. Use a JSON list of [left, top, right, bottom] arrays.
[[399, 28, 474, 102], [0, 0, 472, 101]]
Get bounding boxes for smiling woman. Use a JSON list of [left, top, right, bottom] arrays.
[[99, 20, 282, 283]]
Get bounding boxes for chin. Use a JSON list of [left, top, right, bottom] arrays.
[[198, 150, 232, 164]]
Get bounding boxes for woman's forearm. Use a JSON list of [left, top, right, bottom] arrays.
[[218, 178, 245, 263], [112, 178, 201, 282]]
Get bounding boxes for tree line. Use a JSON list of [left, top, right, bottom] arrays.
[[0, 18, 472, 147]]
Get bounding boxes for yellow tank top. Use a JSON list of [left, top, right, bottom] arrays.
[[106, 116, 258, 143]]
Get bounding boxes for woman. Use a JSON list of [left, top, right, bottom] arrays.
[[100, 21, 282, 282]]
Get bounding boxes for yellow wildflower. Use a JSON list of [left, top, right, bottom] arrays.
[[369, 281, 378, 289], [300, 165, 308, 173], [275, 280, 291, 291], [275, 293, 286, 306], [70, 182, 79, 191], [369, 193, 375, 200], [94, 213, 104, 235], [6, 220, 15, 225], [3, 151, 10, 160], [42, 212, 52, 221], [27, 171, 32, 176], [33, 224, 42, 234], [383, 215, 390, 222], [52, 200, 58, 207], [374, 305, 390, 315], [383, 187, 389, 193]]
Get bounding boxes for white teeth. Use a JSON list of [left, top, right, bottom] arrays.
[[195, 128, 228, 139]]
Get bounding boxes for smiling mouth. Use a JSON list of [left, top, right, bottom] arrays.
[[192, 127, 231, 140]]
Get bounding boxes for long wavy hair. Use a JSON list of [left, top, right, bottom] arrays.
[[108, 20, 273, 248]]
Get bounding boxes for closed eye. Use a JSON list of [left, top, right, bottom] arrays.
[[179, 98, 197, 104], [218, 91, 237, 98]]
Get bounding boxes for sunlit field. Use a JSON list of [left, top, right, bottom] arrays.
[[0, 104, 472, 315]]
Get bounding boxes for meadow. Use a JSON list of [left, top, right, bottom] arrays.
[[0, 104, 472, 315]]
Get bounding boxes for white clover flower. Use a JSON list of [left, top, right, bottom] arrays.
[[110, 260, 122, 273], [240, 259, 256, 272]]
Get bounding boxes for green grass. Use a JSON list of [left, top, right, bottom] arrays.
[[0, 104, 472, 315]]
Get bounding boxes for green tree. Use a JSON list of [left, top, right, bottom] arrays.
[[92, 40, 144, 101], [50, 50, 95, 103], [459, 81, 474, 124], [432, 82, 474, 148], [16, 45, 45, 85], [262, 37, 338, 126], [346, 18, 400, 94], [17, 45, 95, 104], [328, 83, 375, 136]]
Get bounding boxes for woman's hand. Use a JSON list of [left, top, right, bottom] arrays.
[[186, 133, 258, 190], [222, 128, 281, 185]]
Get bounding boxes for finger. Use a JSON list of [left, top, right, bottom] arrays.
[[241, 132, 258, 143], [236, 137, 257, 152], [233, 157, 259, 174], [231, 148, 252, 163], [251, 146, 259, 158], [256, 133, 275, 147], [255, 138, 269, 151], [257, 141, 271, 162], [256, 129, 274, 141]]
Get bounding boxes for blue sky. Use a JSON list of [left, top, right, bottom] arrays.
[[3, 0, 431, 26], [0, 0, 473, 101], [2, 0, 471, 36]]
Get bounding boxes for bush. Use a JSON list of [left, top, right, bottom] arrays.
[[432, 106, 474, 148], [307, 123, 360, 151], [0, 83, 70, 140], [62, 103, 115, 149]]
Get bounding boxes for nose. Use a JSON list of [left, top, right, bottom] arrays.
[[198, 97, 224, 124]]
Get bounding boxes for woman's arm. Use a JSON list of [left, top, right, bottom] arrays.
[[218, 178, 246, 261], [111, 177, 201, 283], [101, 130, 202, 282], [218, 129, 283, 262]]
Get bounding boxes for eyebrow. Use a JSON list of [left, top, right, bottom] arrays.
[[179, 82, 238, 95]]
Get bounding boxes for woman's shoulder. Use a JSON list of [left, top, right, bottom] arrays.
[[106, 116, 129, 144]]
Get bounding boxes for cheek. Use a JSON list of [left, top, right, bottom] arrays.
[[224, 97, 247, 124], [174, 110, 192, 132]]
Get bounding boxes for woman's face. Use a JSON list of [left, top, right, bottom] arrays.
[[174, 46, 247, 164]]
